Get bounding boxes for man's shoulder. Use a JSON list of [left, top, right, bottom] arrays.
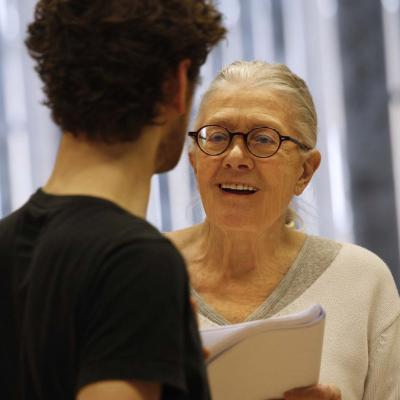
[[29, 190, 164, 244], [0, 208, 20, 235], [60, 202, 187, 281], [50, 200, 182, 268], [0, 203, 30, 254], [100, 236, 187, 282]]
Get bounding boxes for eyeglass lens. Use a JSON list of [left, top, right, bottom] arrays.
[[198, 125, 280, 157]]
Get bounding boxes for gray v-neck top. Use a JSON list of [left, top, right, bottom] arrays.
[[191, 235, 342, 325]]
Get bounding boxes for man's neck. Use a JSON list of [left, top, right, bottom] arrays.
[[44, 132, 158, 218]]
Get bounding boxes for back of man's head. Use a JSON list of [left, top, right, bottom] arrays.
[[26, 0, 226, 143]]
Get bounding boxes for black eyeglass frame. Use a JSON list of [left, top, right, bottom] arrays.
[[188, 124, 312, 158]]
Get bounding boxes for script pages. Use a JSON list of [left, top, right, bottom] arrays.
[[200, 304, 326, 400]]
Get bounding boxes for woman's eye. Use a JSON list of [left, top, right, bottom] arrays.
[[254, 134, 274, 144], [208, 133, 227, 143]]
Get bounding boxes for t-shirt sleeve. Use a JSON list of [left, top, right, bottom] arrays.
[[76, 239, 192, 393]]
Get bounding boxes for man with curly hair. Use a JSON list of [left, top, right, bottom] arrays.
[[0, 1, 225, 399]]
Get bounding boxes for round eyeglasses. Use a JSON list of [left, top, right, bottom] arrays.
[[188, 125, 312, 158]]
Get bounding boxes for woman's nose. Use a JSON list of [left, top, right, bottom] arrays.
[[222, 136, 254, 170]]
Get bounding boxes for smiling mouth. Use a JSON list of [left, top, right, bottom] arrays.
[[218, 183, 259, 195]]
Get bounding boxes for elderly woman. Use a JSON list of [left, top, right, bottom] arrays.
[[167, 61, 400, 400]]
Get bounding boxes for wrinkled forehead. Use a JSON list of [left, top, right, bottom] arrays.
[[196, 82, 298, 131]]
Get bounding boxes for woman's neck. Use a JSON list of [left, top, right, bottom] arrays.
[[166, 219, 307, 323], [188, 219, 306, 285]]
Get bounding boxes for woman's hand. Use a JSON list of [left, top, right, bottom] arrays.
[[276, 384, 341, 399]]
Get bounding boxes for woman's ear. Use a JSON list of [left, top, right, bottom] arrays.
[[188, 146, 197, 174], [294, 149, 321, 195]]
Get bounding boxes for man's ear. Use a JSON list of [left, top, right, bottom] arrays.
[[172, 59, 192, 114], [156, 59, 191, 123], [294, 149, 321, 195]]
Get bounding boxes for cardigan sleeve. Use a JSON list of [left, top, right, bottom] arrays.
[[363, 313, 400, 400]]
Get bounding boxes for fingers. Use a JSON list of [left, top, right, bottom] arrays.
[[284, 384, 341, 399]]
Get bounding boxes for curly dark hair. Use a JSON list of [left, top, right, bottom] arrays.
[[25, 0, 226, 142]]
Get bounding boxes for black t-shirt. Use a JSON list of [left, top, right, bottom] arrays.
[[0, 189, 210, 400]]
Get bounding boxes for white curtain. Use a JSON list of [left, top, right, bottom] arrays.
[[1, 0, 399, 262]]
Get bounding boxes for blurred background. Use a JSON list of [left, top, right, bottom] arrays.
[[0, 0, 399, 287]]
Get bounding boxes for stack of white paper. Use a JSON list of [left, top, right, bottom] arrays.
[[200, 304, 326, 400]]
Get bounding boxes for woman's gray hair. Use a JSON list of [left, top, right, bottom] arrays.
[[196, 60, 318, 149]]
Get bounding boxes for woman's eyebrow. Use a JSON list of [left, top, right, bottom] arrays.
[[249, 114, 284, 128], [204, 112, 287, 131], [205, 115, 236, 127]]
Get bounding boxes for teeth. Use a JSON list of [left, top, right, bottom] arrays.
[[220, 183, 257, 191]]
